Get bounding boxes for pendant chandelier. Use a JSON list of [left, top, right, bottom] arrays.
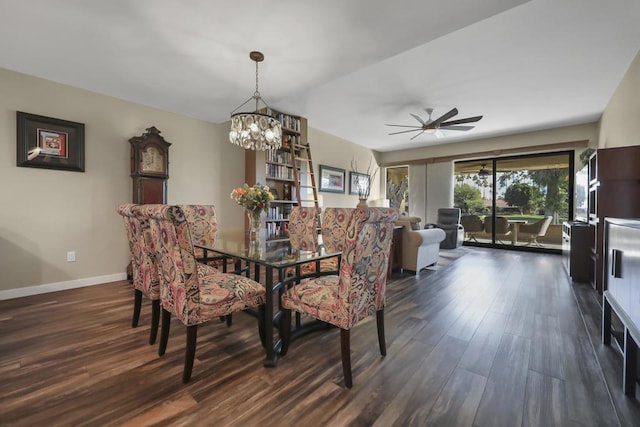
[[229, 51, 282, 150]]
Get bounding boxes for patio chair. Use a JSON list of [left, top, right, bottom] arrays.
[[519, 216, 553, 247], [460, 215, 484, 242], [484, 216, 511, 244]]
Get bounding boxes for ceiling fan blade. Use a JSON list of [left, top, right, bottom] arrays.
[[410, 113, 426, 125], [384, 124, 423, 128], [429, 108, 458, 128], [442, 125, 475, 131], [440, 115, 483, 126], [388, 128, 423, 136], [409, 130, 426, 140]]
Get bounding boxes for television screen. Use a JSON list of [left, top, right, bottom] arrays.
[[575, 164, 589, 222]]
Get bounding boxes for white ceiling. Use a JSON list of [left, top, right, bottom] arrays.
[[1, 0, 639, 152]]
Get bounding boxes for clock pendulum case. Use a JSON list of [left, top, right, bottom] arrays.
[[129, 126, 171, 204]]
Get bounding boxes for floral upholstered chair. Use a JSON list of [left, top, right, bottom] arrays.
[[288, 207, 321, 276], [116, 203, 161, 345], [288, 206, 320, 252], [179, 204, 248, 325], [281, 207, 398, 388], [180, 205, 218, 260], [320, 207, 354, 272], [289, 207, 350, 275], [179, 204, 245, 272], [137, 204, 266, 383]]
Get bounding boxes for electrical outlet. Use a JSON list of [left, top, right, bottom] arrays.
[[67, 251, 76, 262]]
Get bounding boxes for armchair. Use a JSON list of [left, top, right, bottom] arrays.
[[519, 216, 553, 247], [460, 215, 484, 242], [396, 216, 446, 275], [433, 208, 464, 249], [485, 216, 511, 244]]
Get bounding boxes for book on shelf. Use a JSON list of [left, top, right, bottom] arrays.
[[266, 221, 289, 240], [265, 108, 301, 133], [267, 149, 291, 164], [265, 163, 293, 180], [266, 204, 292, 221]]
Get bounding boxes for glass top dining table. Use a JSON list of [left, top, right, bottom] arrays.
[[196, 228, 341, 367]]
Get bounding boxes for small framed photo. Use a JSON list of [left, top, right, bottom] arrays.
[[319, 164, 345, 193], [16, 111, 85, 172], [349, 172, 371, 196], [270, 188, 279, 200]]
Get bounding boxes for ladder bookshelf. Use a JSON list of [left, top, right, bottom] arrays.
[[245, 109, 319, 242]]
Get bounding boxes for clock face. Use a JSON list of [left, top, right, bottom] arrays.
[[140, 146, 165, 174]]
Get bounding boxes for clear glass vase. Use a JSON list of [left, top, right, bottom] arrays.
[[247, 210, 262, 242]]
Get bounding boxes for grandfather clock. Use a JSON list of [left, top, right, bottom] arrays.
[[129, 126, 171, 204]]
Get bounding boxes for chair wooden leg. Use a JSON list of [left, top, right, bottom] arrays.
[[341, 328, 352, 388], [183, 325, 198, 383], [159, 308, 171, 356], [149, 299, 160, 345], [258, 305, 266, 348], [132, 289, 142, 327], [281, 308, 291, 356], [295, 312, 301, 329], [376, 309, 386, 357]]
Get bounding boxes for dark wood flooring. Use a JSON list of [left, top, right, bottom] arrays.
[[1, 248, 640, 426]]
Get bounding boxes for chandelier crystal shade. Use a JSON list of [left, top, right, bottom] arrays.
[[229, 51, 282, 150]]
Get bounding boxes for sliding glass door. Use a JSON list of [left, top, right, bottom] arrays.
[[454, 152, 573, 252]]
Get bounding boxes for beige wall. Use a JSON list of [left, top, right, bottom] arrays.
[[0, 67, 245, 295], [408, 164, 426, 220], [308, 127, 380, 208], [0, 68, 375, 297], [426, 162, 454, 225], [599, 50, 640, 149]]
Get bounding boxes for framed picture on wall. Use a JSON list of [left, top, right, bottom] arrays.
[[16, 111, 85, 172], [319, 164, 345, 193], [349, 171, 370, 196]]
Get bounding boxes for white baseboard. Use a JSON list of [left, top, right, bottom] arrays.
[[0, 273, 128, 300]]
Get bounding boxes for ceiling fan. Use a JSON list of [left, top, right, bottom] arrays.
[[386, 107, 482, 140]]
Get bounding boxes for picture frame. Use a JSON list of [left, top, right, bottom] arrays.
[[16, 111, 85, 172], [349, 171, 370, 197], [270, 188, 279, 200], [319, 164, 345, 193]]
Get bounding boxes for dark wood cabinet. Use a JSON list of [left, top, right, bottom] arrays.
[[588, 146, 640, 292], [129, 126, 171, 204], [562, 221, 593, 283]]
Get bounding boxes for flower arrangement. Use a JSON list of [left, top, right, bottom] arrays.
[[230, 183, 274, 213]]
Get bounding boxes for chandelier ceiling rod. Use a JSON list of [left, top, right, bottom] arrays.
[[228, 51, 282, 151], [230, 51, 269, 114]]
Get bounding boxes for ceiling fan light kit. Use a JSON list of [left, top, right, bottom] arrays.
[[386, 107, 483, 140], [478, 163, 490, 178]]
